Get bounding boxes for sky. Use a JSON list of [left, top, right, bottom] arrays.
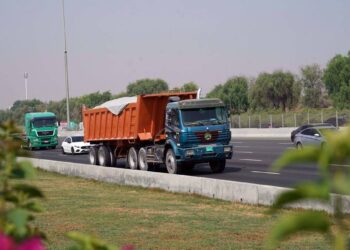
[[0, 0, 349, 109]]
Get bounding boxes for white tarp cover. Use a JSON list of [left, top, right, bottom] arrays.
[[94, 96, 137, 115]]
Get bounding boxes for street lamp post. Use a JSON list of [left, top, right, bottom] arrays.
[[24, 72, 28, 100], [62, 0, 70, 127]]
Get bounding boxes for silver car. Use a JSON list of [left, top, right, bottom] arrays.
[[294, 125, 336, 149]]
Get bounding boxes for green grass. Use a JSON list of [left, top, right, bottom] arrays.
[[22, 170, 341, 249]]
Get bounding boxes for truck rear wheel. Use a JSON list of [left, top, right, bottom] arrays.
[[165, 149, 181, 174], [209, 159, 226, 173], [138, 147, 148, 171], [108, 146, 116, 167], [126, 147, 138, 170], [98, 145, 111, 166], [89, 147, 99, 165]]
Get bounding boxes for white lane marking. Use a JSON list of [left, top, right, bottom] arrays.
[[251, 171, 280, 175], [331, 164, 350, 167], [234, 145, 250, 148], [233, 142, 244, 144], [278, 142, 294, 145], [235, 151, 253, 154], [239, 158, 262, 162]]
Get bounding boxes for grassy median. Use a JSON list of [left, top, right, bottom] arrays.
[[24, 170, 335, 249]]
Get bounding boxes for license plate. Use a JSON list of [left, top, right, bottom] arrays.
[[206, 146, 213, 152], [43, 140, 49, 144]]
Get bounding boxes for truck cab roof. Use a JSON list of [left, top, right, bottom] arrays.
[[25, 112, 56, 119], [168, 98, 225, 110]]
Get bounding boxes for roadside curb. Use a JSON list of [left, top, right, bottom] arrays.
[[21, 157, 349, 213]]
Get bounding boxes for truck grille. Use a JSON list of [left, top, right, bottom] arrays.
[[37, 130, 54, 136], [183, 130, 230, 144]]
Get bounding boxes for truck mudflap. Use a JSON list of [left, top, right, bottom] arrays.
[[176, 144, 233, 162]]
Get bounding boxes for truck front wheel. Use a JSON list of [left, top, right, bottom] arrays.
[[165, 149, 181, 174], [126, 147, 138, 170], [89, 147, 99, 165], [209, 159, 226, 173]]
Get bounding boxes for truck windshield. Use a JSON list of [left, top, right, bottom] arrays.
[[32, 117, 57, 128], [181, 107, 227, 126]]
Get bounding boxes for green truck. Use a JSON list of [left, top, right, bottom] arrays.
[[24, 112, 59, 150]]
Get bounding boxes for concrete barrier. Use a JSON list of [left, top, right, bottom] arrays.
[[231, 128, 295, 139], [21, 157, 349, 213]]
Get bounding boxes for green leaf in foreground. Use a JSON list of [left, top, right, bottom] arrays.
[[265, 211, 330, 249], [67, 231, 117, 250], [271, 182, 330, 210], [11, 160, 36, 179], [6, 208, 30, 238], [13, 184, 44, 198], [272, 147, 320, 171]]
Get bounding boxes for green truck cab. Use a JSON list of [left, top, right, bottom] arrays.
[[24, 112, 59, 150]]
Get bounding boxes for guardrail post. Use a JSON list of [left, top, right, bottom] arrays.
[[281, 113, 284, 127], [336, 110, 338, 128], [294, 113, 297, 127], [321, 110, 324, 123], [307, 110, 310, 124], [238, 115, 241, 128], [248, 115, 251, 128], [270, 115, 272, 128], [259, 115, 261, 128]]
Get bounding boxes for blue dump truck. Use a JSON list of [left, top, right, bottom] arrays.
[[83, 92, 232, 174], [24, 112, 59, 150]]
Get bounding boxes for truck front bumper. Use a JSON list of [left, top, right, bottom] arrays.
[[176, 144, 233, 163], [30, 137, 58, 148]]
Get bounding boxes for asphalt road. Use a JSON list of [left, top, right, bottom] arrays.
[[29, 138, 347, 188]]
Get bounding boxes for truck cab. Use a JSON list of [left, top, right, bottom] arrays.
[[164, 98, 232, 174], [24, 112, 59, 150]]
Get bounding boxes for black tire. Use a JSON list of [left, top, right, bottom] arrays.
[[51, 145, 56, 149], [138, 147, 149, 171], [28, 140, 33, 151], [89, 147, 99, 165], [62, 147, 65, 154], [108, 146, 116, 167], [98, 145, 111, 167], [165, 148, 181, 174], [71, 147, 75, 155], [209, 159, 226, 173], [126, 147, 138, 170]]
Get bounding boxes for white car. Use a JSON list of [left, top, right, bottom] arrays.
[[61, 136, 91, 154]]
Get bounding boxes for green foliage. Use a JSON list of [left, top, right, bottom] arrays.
[[67, 232, 117, 250], [324, 51, 350, 109], [267, 126, 350, 249], [250, 71, 301, 111], [181, 82, 198, 92], [266, 211, 331, 249], [206, 77, 249, 114], [0, 120, 44, 241], [300, 64, 327, 108], [126, 78, 168, 96]]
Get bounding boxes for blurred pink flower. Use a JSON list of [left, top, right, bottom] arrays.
[[0, 234, 15, 250], [17, 237, 46, 250], [0, 235, 45, 250]]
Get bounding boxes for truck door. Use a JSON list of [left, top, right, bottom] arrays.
[[165, 109, 181, 141]]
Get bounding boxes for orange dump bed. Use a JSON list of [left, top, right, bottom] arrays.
[[83, 92, 197, 142]]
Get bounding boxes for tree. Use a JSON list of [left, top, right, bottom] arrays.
[[126, 79, 169, 96], [181, 82, 198, 92], [249, 71, 301, 111], [323, 51, 350, 109], [300, 64, 327, 108], [206, 77, 249, 114]]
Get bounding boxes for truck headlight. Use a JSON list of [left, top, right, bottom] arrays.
[[224, 146, 232, 153], [185, 149, 195, 156]]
